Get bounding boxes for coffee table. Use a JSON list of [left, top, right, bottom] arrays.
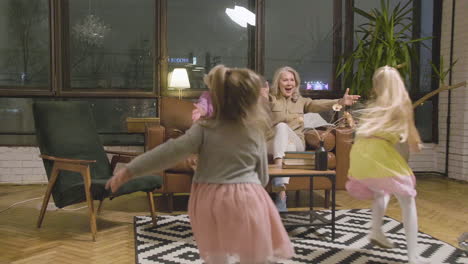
[[269, 166, 336, 240]]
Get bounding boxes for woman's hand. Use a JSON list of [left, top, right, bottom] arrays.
[[105, 167, 134, 193], [260, 81, 270, 99], [339, 88, 360, 106]]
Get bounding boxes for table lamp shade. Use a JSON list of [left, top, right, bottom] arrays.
[[169, 68, 190, 89]]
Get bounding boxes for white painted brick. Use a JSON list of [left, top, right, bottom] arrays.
[[11, 168, 33, 175], [21, 175, 47, 184], [21, 161, 43, 168], [0, 161, 22, 168], [0, 168, 11, 175], [0, 175, 21, 183], [0, 146, 143, 184], [0, 154, 15, 161], [438, 0, 468, 181]]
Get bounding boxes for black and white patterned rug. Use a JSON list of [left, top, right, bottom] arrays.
[[134, 209, 467, 264]]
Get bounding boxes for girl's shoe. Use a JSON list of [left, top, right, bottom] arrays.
[[368, 233, 395, 248]]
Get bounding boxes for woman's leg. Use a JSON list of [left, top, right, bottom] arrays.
[[395, 194, 430, 264], [267, 123, 304, 212], [268, 122, 305, 176], [369, 190, 395, 248]]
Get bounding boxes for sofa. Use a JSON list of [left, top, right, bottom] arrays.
[[145, 97, 353, 211]]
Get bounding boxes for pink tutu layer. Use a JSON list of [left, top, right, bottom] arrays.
[[346, 174, 417, 200], [188, 182, 294, 263]]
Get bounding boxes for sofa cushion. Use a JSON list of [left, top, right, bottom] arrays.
[[304, 113, 332, 128], [304, 129, 336, 151]]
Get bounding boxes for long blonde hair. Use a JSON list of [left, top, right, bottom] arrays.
[[271, 66, 301, 102], [203, 65, 270, 135], [356, 66, 420, 143]]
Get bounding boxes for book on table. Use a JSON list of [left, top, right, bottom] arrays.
[[283, 158, 315, 166], [284, 151, 315, 160], [282, 164, 315, 170], [282, 151, 315, 169]]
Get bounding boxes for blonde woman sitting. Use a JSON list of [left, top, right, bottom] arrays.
[[267, 66, 359, 212]]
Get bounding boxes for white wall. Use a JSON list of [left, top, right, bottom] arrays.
[[435, 0, 468, 181]]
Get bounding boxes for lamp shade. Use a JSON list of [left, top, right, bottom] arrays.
[[169, 68, 190, 89]]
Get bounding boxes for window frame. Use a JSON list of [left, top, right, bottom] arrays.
[[0, 0, 442, 143]]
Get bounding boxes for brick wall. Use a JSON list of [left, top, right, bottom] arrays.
[[436, 0, 468, 181], [0, 146, 144, 184], [406, 0, 468, 179]]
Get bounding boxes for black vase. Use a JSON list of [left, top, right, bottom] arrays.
[[315, 140, 328, 171]]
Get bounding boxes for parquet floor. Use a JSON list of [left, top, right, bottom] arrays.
[[0, 173, 466, 264]]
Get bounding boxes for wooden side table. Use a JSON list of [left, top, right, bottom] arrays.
[[269, 166, 337, 240]]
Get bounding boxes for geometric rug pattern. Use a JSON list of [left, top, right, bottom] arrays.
[[134, 209, 468, 264]]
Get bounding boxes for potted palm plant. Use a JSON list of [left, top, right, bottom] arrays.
[[336, 0, 467, 160], [337, 0, 429, 99]]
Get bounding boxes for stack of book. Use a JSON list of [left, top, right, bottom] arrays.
[[282, 151, 315, 169]]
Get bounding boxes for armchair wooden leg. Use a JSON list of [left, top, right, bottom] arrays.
[[147, 192, 157, 227], [37, 165, 60, 228], [324, 190, 330, 209], [81, 166, 97, 241]]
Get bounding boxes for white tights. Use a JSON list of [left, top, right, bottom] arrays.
[[206, 255, 269, 264], [371, 190, 429, 264]]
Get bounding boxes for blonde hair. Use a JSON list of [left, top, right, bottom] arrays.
[[271, 66, 301, 102], [203, 65, 270, 135], [356, 66, 420, 144]]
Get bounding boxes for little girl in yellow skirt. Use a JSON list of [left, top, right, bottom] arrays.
[[346, 66, 430, 264]]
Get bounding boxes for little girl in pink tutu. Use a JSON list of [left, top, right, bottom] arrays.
[[107, 65, 294, 264]]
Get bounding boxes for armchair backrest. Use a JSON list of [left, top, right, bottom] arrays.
[[33, 101, 113, 207], [160, 97, 195, 140]]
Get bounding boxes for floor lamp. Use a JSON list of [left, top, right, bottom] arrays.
[[169, 68, 191, 99]]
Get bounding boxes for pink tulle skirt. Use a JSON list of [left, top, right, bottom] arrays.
[[346, 174, 417, 200], [188, 182, 294, 263]]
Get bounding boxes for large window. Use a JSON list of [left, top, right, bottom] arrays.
[[67, 0, 155, 91], [0, 0, 50, 90], [0, 0, 442, 145], [354, 0, 439, 142], [0, 97, 155, 146], [265, 0, 334, 93], [166, 0, 249, 96]]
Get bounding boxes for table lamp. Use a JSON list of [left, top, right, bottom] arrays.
[[169, 68, 190, 99]]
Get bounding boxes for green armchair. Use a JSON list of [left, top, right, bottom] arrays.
[[33, 101, 163, 241]]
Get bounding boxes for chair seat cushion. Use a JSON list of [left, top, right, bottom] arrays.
[[53, 178, 110, 208], [113, 175, 163, 196], [53, 176, 162, 208]]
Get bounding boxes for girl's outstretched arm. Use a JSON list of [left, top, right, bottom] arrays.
[[407, 117, 422, 153], [106, 167, 133, 193], [106, 124, 203, 193]]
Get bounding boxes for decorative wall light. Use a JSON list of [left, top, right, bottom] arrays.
[[225, 5, 255, 28]]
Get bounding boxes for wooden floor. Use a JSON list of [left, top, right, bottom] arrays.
[[0, 173, 467, 264]]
